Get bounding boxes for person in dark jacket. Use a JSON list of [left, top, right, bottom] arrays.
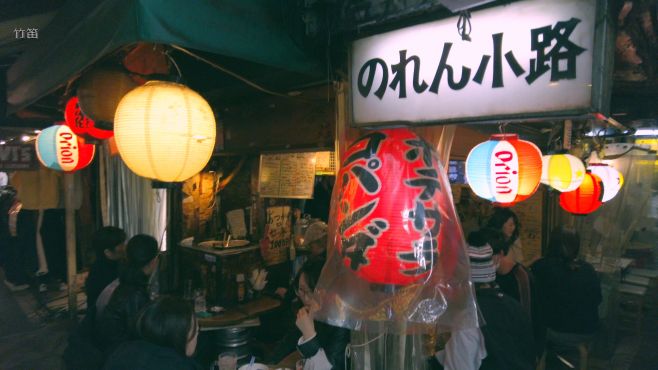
[[268, 258, 350, 369], [103, 296, 201, 370], [86, 226, 127, 317], [96, 234, 159, 355], [531, 228, 602, 343], [435, 230, 536, 370]]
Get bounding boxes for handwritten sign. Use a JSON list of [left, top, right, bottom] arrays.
[[0, 144, 38, 170], [258, 153, 316, 199], [262, 206, 291, 266]]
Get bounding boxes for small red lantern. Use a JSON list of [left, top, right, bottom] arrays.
[[559, 172, 604, 215], [465, 134, 542, 207], [333, 128, 459, 286], [64, 97, 114, 140]]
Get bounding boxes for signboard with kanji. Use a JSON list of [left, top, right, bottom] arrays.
[[350, 0, 609, 126]]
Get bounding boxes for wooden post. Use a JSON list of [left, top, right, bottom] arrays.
[[64, 173, 77, 319]]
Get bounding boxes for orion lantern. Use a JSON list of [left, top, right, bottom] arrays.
[[559, 172, 604, 215], [541, 154, 586, 192], [465, 134, 542, 207], [36, 124, 95, 172], [113, 81, 216, 182]]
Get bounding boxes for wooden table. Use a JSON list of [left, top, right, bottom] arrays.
[[199, 296, 282, 330]]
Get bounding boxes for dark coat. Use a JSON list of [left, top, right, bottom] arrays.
[[86, 257, 120, 314], [96, 272, 150, 355], [531, 257, 602, 334], [477, 287, 536, 370], [103, 340, 201, 370]]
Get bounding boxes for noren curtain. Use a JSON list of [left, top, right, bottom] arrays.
[[99, 143, 168, 250]]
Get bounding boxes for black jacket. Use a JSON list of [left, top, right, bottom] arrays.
[[103, 340, 201, 370], [531, 257, 602, 334], [477, 287, 536, 370], [86, 257, 120, 314], [96, 272, 150, 355]]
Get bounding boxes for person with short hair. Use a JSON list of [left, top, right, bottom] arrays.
[[85, 226, 127, 317], [97, 234, 159, 355], [531, 228, 602, 345], [103, 296, 202, 370]]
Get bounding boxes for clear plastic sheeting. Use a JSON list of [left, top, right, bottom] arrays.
[[314, 128, 478, 335]]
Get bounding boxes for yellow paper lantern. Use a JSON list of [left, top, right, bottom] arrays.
[[114, 81, 216, 182], [541, 154, 585, 192]]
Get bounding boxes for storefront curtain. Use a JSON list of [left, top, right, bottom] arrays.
[[99, 143, 168, 250]]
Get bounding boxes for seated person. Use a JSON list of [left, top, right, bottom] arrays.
[[96, 234, 159, 355], [268, 258, 350, 370], [531, 228, 602, 345], [86, 226, 127, 319], [103, 296, 201, 370], [435, 230, 535, 370]]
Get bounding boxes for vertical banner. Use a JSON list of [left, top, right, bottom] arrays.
[[261, 206, 291, 266]]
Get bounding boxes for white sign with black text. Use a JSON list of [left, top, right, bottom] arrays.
[[351, 0, 598, 126]]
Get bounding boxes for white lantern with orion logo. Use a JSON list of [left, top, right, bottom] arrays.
[[35, 124, 95, 172], [465, 134, 542, 207], [113, 81, 217, 182]]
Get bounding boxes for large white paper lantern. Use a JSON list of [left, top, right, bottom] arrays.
[[114, 81, 216, 182], [587, 163, 623, 202]]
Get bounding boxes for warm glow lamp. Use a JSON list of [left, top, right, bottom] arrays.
[[465, 134, 542, 207], [559, 172, 603, 215], [587, 163, 623, 202], [541, 154, 586, 192], [113, 81, 217, 182], [35, 124, 95, 172]]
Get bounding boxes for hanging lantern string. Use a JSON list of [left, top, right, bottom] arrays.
[[164, 49, 183, 80], [457, 10, 472, 41], [498, 122, 509, 135], [170, 44, 319, 101]]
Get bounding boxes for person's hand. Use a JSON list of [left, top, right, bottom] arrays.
[[296, 307, 316, 341], [275, 287, 287, 298]]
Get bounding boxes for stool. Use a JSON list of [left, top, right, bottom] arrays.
[[617, 283, 647, 336], [537, 334, 591, 370]]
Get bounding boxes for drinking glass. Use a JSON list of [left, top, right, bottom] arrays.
[[218, 352, 237, 370]]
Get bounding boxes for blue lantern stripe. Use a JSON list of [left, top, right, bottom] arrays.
[[466, 140, 497, 202], [36, 126, 63, 171]]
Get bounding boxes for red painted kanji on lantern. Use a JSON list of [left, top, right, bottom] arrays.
[[333, 128, 457, 286], [64, 97, 114, 140]]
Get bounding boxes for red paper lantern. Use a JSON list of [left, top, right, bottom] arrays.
[[559, 172, 604, 215], [465, 134, 542, 207], [333, 128, 457, 286], [64, 97, 114, 140]]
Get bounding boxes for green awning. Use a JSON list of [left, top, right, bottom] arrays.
[[7, 0, 322, 113]]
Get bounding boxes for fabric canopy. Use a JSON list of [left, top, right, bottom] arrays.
[[7, 0, 322, 113]]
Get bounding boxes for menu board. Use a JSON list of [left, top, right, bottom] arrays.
[[258, 153, 316, 199]]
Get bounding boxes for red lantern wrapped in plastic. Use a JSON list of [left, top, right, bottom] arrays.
[[559, 172, 604, 215], [333, 129, 456, 286], [64, 97, 114, 140]]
